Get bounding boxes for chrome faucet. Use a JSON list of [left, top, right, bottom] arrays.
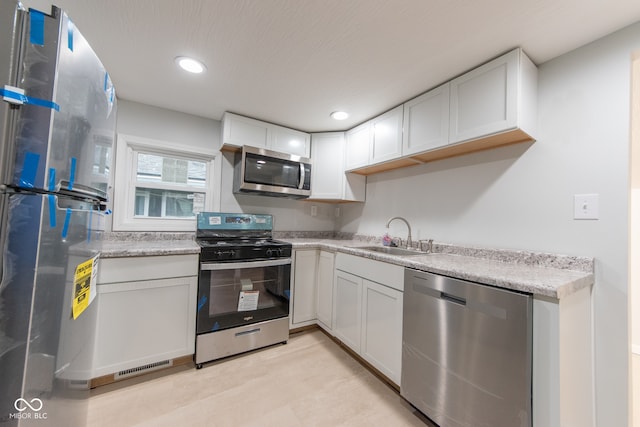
[[386, 216, 412, 249]]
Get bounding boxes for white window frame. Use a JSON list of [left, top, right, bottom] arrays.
[[113, 133, 220, 231]]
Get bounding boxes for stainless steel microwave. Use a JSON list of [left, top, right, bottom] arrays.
[[233, 145, 311, 199]]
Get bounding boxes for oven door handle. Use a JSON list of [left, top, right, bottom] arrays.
[[200, 258, 292, 271]]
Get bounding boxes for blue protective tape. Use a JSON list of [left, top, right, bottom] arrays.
[[47, 195, 56, 228], [0, 88, 60, 111], [104, 72, 109, 92], [29, 10, 45, 46], [19, 152, 40, 188], [48, 168, 56, 192], [61, 208, 72, 239], [24, 95, 60, 111], [284, 289, 291, 300], [67, 20, 74, 51], [68, 157, 76, 190], [211, 322, 220, 332], [197, 295, 207, 312]]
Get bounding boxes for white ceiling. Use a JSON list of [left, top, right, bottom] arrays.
[[23, 0, 640, 132]]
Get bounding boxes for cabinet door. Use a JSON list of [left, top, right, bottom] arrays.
[[361, 279, 403, 385], [345, 122, 371, 170], [316, 251, 335, 330], [311, 132, 366, 202], [311, 133, 345, 200], [222, 112, 270, 149], [402, 83, 450, 155], [449, 49, 518, 144], [272, 125, 311, 157], [292, 249, 318, 325], [370, 105, 404, 164], [93, 276, 197, 378], [333, 270, 362, 353]]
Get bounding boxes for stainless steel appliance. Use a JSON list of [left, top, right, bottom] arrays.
[[233, 145, 311, 199], [195, 212, 291, 368], [402, 269, 533, 427], [0, 3, 116, 426]]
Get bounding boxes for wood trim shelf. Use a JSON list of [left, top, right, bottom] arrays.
[[348, 128, 534, 176]]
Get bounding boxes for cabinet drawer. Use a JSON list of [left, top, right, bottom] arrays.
[[335, 253, 404, 291], [98, 254, 199, 284]]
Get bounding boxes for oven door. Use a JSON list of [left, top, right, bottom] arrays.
[[196, 258, 291, 334]]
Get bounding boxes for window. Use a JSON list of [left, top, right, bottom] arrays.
[[113, 134, 219, 231]]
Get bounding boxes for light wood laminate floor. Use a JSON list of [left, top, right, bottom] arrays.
[[88, 329, 434, 426]]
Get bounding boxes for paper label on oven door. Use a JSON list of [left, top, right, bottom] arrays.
[[238, 290, 259, 311], [208, 216, 222, 225]]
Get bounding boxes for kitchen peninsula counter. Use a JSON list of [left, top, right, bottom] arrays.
[[282, 237, 594, 299]]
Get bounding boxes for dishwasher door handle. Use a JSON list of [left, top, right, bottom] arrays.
[[440, 291, 466, 306]]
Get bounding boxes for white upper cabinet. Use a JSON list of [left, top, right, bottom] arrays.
[[343, 48, 537, 175], [345, 122, 371, 171], [221, 112, 311, 157], [402, 83, 450, 155], [370, 105, 404, 164], [222, 112, 270, 149], [310, 132, 365, 202], [449, 48, 537, 144], [272, 125, 311, 158]]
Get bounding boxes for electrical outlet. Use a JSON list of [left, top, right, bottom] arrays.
[[574, 194, 599, 220], [335, 207, 340, 218], [310, 205, 317, 217]]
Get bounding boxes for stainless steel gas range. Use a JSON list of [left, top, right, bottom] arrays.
[[194, 212, 291, 368]]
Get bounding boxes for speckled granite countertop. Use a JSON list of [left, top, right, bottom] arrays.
[[98, 239, 200, 258], [86, 232, 593, 299], [71, 232, 200, 258], [283, 238, 594, 299]]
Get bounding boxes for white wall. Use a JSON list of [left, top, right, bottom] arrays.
[[339, 23, 640, 426], [114, 100, 336, 231], [116, 100, 221, 152]]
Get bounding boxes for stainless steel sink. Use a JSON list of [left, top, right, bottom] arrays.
[[352, 245, 426, 256]]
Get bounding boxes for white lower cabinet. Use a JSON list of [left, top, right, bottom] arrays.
[[291, 249, 318, 328], [360, 279, 403, 385], [92, 254, 198, 379], [316, 250, 335, 332], [532, 287, 594, 427], [333, 270, 363, 352], [333, 253, 404, 386]]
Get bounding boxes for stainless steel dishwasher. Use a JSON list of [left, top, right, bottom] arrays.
[[401, 268, 532, 427]]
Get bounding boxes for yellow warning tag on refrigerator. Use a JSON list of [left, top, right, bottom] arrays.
[[72, 255, 99, 319]]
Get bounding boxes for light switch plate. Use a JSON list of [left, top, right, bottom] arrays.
[[574, 194, 599, 220]]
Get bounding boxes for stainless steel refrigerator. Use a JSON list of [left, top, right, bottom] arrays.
[[0, 2, 116, 426]]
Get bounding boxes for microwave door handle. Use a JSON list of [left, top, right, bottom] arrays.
[[298, 163, 305, 190]]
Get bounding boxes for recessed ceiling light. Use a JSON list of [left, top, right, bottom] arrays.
[[330, 111, 349, 120], [175, 56, 206, 74]]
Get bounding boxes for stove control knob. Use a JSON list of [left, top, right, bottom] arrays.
[[216, 250, 223, 258], [277, 248, 284, 256], [266, 248, 273, 257]]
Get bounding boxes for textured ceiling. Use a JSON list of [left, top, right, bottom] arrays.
[[23, 0, 640, 132]]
